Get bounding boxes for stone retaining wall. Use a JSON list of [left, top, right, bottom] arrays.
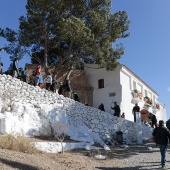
[[0, 74, 153, 143]]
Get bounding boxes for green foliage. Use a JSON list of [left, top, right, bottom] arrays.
[[0, 0, 130, 73]]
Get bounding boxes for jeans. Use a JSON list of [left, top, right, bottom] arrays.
[[158, 144, 167, 166]]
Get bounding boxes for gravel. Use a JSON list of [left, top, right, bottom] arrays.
[[0, 142, 169, 170]]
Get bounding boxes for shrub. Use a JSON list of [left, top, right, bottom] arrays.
[[0, 135, 40, 154], [55, 124, 69, 153]]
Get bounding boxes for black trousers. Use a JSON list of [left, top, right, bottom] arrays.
[[134, 113, 136, 122], [46, 83, 51, 91]]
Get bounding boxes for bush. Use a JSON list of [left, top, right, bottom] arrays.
[[0, 135, 40, 154]]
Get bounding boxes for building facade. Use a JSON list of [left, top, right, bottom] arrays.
[[84, 64, 167, 122]]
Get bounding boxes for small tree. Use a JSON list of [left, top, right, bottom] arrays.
[[55, 124, 69, 154]]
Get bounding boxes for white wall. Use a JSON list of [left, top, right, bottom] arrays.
[[120, 70, 134, 121], [154, 104, 167, 122], [84, 64, 122, 114]]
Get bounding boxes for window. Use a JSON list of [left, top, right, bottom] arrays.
[[137, 84, 142, 93], [133, 81, 136, 90], [98, 79, 104, 89], [109, 92, 116, 97]]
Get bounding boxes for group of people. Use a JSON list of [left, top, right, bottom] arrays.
[[98, 102, 158, 126], [132, 103, 157, 128], [98, 102, 125, 118]]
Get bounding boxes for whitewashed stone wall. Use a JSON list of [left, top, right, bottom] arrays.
[[0, 74, 153, 143]]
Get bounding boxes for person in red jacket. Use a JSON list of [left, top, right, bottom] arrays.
[[35, 65, 41, 76], [34, 65, 41, 86]]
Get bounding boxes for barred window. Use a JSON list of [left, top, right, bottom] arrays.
[[98, 79, 104, 89]]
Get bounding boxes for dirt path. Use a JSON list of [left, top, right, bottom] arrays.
[[0, 142, 169, 170]]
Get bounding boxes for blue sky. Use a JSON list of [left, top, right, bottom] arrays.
[[112, 0, 170, 118], [0, 0, 170, 118]]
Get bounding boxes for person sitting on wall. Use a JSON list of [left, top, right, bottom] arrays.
[[73, 91, 80, 102], [121, 112, 125, 118], [84, 100, 89, 106], [98, 103, 105, 111], [111, 102, 121, 117]]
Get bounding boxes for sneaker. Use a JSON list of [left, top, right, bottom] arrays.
[[162, 165, 166, 169]]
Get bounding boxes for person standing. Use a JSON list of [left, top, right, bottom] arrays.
[[64, 80, 71, 97], [22, 67, 27, 82], [44, 72, 52, 91], [0, 62, 3, 74], [111, 102, 121, 117], [38, 72, 43, 88], [132, 103, 140, 122], [152, 120, 170, 168], [34, 65, 41, 86], [12, 58, 19, 78], [58, 82, 64, 95], [50, 75, 57, 93]]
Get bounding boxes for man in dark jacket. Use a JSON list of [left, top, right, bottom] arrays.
[[132, 103, 140, 122], [111, 102, 121, 117], [152, 120, 170, 168]]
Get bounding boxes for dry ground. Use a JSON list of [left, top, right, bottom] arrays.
[[0, 137, 169, 170]]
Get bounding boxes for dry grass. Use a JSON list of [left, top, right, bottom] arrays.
[[0, 135, 40, 154]]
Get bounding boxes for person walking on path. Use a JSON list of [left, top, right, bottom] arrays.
[[111, 102, 121, 117], [152, 120, 170, 168], [132, 103, 140, 122]]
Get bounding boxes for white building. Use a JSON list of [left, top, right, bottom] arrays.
[[84, 64, 167, 122]]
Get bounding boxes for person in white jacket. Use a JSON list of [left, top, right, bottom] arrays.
[[44, 72, 52, 91]]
